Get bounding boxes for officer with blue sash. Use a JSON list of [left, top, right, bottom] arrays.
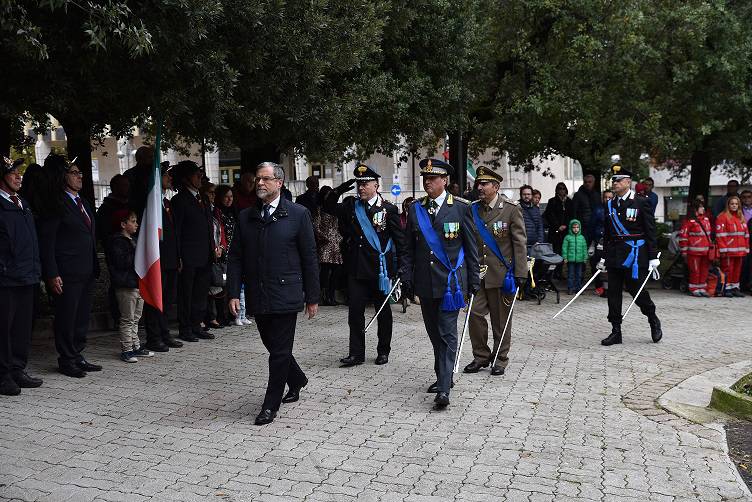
[[599, 164, 663, 345], [324, 164, 405, 367], [464, 168, 528, 376], [402, 158, 480, 409]]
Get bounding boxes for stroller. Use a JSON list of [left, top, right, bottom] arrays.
[[525, 242, 563, 304], [661, 231, 688, 292]]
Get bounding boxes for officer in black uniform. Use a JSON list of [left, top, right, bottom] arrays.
[[324, 164, 406, 366], [599, 164, 663, 346], [402, 158, 480, 408]]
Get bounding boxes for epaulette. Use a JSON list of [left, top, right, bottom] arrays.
[[500, 194, 518, 206], [453, 196, 470, 205], [471, 199, 481, 204]]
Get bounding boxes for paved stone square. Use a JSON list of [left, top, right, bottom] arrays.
[[1, 290, 751, 501]]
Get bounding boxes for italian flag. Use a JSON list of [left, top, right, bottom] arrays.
[[135, 125, 163, 311]]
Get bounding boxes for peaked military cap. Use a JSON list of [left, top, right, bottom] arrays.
[[475, 166, 503, 184], [2, 156, 23, 175], [353, 163, 380, 181], [419, 158, 453, 176], [610, 164, 634, 180], [160, 161, 173, 175]]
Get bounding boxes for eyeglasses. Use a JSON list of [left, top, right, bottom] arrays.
[[256, 176, 280, 183], [67, 170, 83, 177]]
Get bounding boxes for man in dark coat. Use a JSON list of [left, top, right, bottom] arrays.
[[599, 165, 662, 346], [142, 163, 183, 352], [0, 157, 43, 395], [122, 146, 154, 221], [572, 174, 601, 242], [295, 175, 320, 214], [227, 162, 320, 426], [171, 160, 216, 342], [324, 165, 406, 367], [401, 158, 480, 409], [519, 185, 544, 246], [95, 174, 130, 245], [38, 155, 101, 377]]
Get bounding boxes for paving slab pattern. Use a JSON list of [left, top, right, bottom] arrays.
[[1, 290, 751, 501]]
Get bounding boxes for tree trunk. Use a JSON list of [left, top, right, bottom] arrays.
[[688, 150, 711, 211], [0, 115, 12, 158], [240, 144, 280, 174], [447, 131, 469, 194], [59, 118, 95, 204]]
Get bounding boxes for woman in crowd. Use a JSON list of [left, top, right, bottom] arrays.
[[678, 200, 714, 297], [201, 182, 225, 328], [715, 195, 749, 297], [543, 182, 572, 279], [213, 185, 240, 324], [312, 185, 343, 306]]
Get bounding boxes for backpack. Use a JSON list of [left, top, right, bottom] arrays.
[[707, 266, 726, 297]]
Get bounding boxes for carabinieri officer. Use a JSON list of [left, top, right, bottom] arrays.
[[324, 164, 406, 366], [599, 164, 663, 346], [402, 158, 480, 409]]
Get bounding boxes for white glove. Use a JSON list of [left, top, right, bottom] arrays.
[[596, 258, 606, 272], [649, 259, 661, 280]]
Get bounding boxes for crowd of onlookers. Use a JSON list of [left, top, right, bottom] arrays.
[[2, 149, 750, 396]]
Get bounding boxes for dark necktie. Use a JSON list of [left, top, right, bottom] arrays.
[[163, 198, 173, 222], [263, 204, 271, 221], [75, 196, 92, 229], [429, 200, 438, 222], [617, 197, 623, 210], [10, 195, 21, 209], [196, 193, 204, 208]]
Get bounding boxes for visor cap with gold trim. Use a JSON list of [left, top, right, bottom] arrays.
[[610, 164, 634, 181], [353, 163, 380, 182], [2, 156, 24, 176], [419, 158, 453, 176], [475, 166, 503, 184]]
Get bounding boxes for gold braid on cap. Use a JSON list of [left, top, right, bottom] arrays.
[[357, 165, 367, 174]]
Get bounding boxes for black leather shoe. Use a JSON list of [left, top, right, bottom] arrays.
[[340, 355, 364, 367], [0, 375, 21, 396], [427, 381, 455, 393], [77, 359, 102, 372], [375, 354, 389, 365], [649, 316, 662, 343], [12, 371, 43, 388], [179, 333, 199, 342], [490, 366, 505, 376], [434, 392, 450, 408], [165, 338, 184, 348], [59, 365, 86, 378], [144, 342, 169, 352], [197, 331, 215, 339], [282, 378, 308, 404], [601, 325, 622, 346], [254, 409, 276, 425], [463, 361, 487, 373]]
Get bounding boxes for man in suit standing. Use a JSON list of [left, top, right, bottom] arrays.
[[599, 164, 663, 346], [463, 168, 528, 377], [401, 158, 480, 409], [228, 162, 320, 426], [0, 157, 43, 395], [123, 146, 154, 220], [295, 175, 319, 214], [38, 154, 101, 377], [171, 160, 216, 342], [142, 163, 183, 352], [324, 165, 405, 367]]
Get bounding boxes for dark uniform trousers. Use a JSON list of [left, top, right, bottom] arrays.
[[0, 286, 34, 377], [177, 264, 210, 336], [347, 275, 391, 359], [144, 268, 178, 344], [469, 286, 513, 368], [255, 313, 307, 411], [419, 298, 459, 394], [607, 267, 656, 324], [53, 278, 94, 366]]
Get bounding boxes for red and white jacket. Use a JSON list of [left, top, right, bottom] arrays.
[[715, 212, 749, 257], [678, 216, 712, 256]]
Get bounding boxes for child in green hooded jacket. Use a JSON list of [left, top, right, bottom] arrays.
[[562, 218, 588, 293]]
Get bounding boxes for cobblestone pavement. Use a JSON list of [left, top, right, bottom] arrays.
[[1, 290, 751, 501]]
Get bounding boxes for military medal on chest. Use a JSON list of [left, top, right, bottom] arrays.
[[443, 222, 459, 239], [372, 208, 387, 232], [492, 221, 507, 236], [626, 207, 638, 222]]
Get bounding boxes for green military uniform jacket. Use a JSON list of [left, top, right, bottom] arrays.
[[472, 194, 528, 288]]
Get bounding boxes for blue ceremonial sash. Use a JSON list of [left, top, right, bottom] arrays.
[[414, 201, 465, 311], [355, 200, 394, 294], [608, 199, 644, 279], [471, 203, 516, 294]]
